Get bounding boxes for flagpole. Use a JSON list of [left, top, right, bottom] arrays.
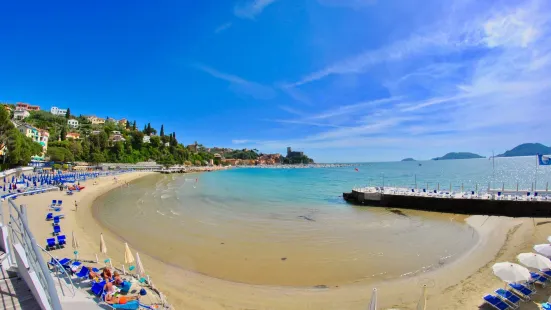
[[536, 154, 539, 191]]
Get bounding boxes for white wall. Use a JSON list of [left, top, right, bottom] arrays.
[[13, 243, 51, 310]]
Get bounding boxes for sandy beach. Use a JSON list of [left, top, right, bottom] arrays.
[[7, 171, 551, 309]]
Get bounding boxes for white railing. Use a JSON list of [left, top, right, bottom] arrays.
[[4, 199, 64, 309]]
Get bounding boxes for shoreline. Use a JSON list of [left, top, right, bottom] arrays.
[[14, 170, 550, 309]]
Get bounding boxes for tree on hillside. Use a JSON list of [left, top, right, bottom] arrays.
[[132, 120, 137, 131], [66, 108, 71, 119], [160, 125, 164, 137], [60, 127, 67, 141], [0, 108, 42, 167], [147, 123, 152, 135], [126, 120, 130, 129]]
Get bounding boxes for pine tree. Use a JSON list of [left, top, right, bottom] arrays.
[[160, 125, 164, 137], [132, 120, 137, 131], [126, 121, 130, 129], [66, 108, 71, 119], [60, 127, 67, 141], [147, 123, 152, 135]]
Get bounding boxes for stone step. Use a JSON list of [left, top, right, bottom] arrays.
[[0, 277, 41, 310]]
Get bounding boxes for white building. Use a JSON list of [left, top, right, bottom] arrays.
[[14, 108, 30, 120], [67, 119, 79, 128], [164, 142, 170, 147], [143, 135, 151, 143], [50, 106, 68, 116]]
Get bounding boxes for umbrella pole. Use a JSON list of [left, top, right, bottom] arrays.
[[95, 253, 99, 263]]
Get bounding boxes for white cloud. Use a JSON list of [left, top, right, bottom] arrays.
[[215, 22, 233, 34], [237, 0, 551, 160], [234, 0, 278, 19], [232, 139, 250, 144], [194, 64, 276, 100]]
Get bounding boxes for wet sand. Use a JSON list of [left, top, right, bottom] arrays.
[[93, 173, 479, 287], [10, 171, 551, 309]]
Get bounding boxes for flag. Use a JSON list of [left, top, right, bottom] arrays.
[[538, 154, 551, 166]]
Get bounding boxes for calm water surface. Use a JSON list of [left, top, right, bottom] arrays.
[[95, 157, 550, 286]]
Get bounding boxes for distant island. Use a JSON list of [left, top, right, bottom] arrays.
[[401, 158, 416, 161], [497, 143, 551, 157], [432, 152, 485, 160]]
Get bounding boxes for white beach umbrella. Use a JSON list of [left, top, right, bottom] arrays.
[[416, 285, 427, 310], [492, 262, 531, 283], [368, 288, 377, 310], [547, 236, 551, 243], [124, 242, 135, 264], [136, 252, 146, 276], [100, 233, 107, 254], [518, 253, 551, 270], [535, 244, 551, 257]]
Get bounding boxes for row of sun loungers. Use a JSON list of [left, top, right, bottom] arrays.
[[482, 271, 551, 309]]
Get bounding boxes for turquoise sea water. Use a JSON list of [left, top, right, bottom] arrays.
[[95, 156, 551, 286]]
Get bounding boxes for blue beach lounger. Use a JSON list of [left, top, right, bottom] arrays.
[[51, 200, 57, 206], [53, 225, 61, 236], [57, 200, 63, 206], [57, 235, 66, 247], [530, 272, 548, 287], [75, 266, 90, 280], [483, 294, 510, 310], [100, 300, 156, 310], [53, 217, 60, 225], [46, 213, 53, 221], [508, 283, 534, 300], [46, 238, 56, 250], [543, 302, 551, 310], [495, 289, 520, 308]]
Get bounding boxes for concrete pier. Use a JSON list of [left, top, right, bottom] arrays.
[[343, 187, 551, 218]]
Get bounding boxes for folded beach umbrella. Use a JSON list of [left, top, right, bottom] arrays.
[[535, 244, 551, 257], [100, 233, 107, 254], [368, 288, 377, 310], [124, 242, 135, 264], [416, 285, 427, 310], [72, 231, 80, 249], [518, 253, 551, 270], [492, 262, 530, 283], [136, 252, 146, 276]]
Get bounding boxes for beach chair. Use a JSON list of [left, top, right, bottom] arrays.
[[495, 289, 520, 308], [46, 238, 56, 250], [543, 302, 551, 310], [48, 257, 71, 271], [57, 235, 66, 248], [53, 225, 61, 236], [91, 280, 106, 296], [57, 200, 63, 206], [75, 266, 90, 281], [53, 217, 60, 226], [99, 299, 156, 310], [51, 199, 57, 206], [46, 213, 53, 221], [508, 283, 534, 300], [483, 294, 510, 310], [67, 261, 82, 273], [539, 270, 551, 278], [529, 272, 548, 287]]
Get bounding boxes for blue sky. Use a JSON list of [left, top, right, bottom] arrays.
[[2, 0, 551, 162]]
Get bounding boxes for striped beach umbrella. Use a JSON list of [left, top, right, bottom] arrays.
[[100, 233, 107, 254], [135, 252, 146, 276]]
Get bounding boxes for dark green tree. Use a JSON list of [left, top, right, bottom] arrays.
[[160, 125, 164, 137], [60, 126, 67, 141], [126, 120, 130, 129], [132, 121, 137, 131], [66, 108, 71, 119]]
